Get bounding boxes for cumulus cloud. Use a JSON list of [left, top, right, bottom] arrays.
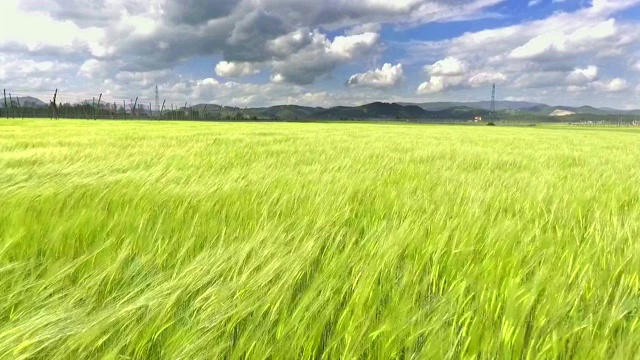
[[569, 78, 630, 94], [171, 77, 371, 107], [468, 72, 507, 87], [345, 23, 382, 36], [0, 58, 72, 80], [417, 76, 447, 94], [508, 19, 617, 60], [426, 57, 467, 76], [78, 59, 110, 79], [215, 61, 261, 77], [2, 0, 640, 108], [508, 31, 566, 60], [2, 0, 502, 83], [271, 31, 381, 84], [566, 65, 598, 85], [347, 63, 404, 88], [417, 57, 467, 94], [594, 78, 628, 92], [407, 0, 640, 104]]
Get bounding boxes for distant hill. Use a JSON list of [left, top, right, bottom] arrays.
[[191, 102, 434, 120], [314, 102, 429, 120], [186, 100, 640, 121], [400, 101, 544, 112], [5, 96, 639, 120], [402, 101, 640, 117], [0, 96, 47, 108]]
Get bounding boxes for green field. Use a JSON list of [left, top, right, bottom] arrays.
[[1, 119, 640, 359]]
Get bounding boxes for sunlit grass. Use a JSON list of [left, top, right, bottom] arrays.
[[1, 119, 640, 359]]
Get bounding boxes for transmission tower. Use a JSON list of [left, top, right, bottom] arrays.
[[490, 83, 496, 122], [155, 85, 160, 117]]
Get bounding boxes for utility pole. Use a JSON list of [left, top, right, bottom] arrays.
[[490, 83, 496, 123], [51, 89, 58, 120], [132, 97, 138, 119], [160, 100, 165, 120], [95, 94, 102, 120], [8, 93, 13, 119], [155, 85, 160, 118], [16, 96, 22, 119], [3, 89, 7, 119]]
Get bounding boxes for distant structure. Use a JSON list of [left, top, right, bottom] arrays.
[[155, 85, 160, 116], [490, 83, 496, 121]]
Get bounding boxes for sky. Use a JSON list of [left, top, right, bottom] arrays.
[[1, 0, 640, 109]]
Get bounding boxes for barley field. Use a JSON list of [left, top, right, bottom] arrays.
[[1, 119, 640, 359]]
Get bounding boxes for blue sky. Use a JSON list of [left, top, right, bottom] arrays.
[[1, 0, 640, 109]]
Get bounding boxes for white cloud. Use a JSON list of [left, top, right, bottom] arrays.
[[347, 63, 403, 88], [114, 70, 172, 88], [288, 92, 331, 106], [215, 61, 261, 77], [416, 57, 468, 94], [468, 72, 507, 87], [0, 0, 102, 52], [3, 0, 500, 93], [345, 23, 382, 36], [566, 65, 598, 85], [426, 56, 467, 76], [417, 76, 446, 94], [528, 0, 542, 7], [417, 75, 466, 94], [567, 85, 586, 93], [270, 73, 286, 83], [2, 0, 640, 109], [78, 59, 109, 79], [588, 0, 640, 16], [594, 78, 628, 92], [405, 0, 640, 106], [176, 77, 371, 107], [508, 31, 566, 60], [271, 31, 381, 84], [508, 19, 617, 60], [328, 32, 380, 59], [0, 56, 74, 87]]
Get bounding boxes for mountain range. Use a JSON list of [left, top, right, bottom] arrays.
[[193, 101, 640, 120], [2, 96, 639, 119], [0, 96, 47, 108]]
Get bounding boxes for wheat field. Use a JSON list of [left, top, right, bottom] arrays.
[[1, 119, 640, 359]]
